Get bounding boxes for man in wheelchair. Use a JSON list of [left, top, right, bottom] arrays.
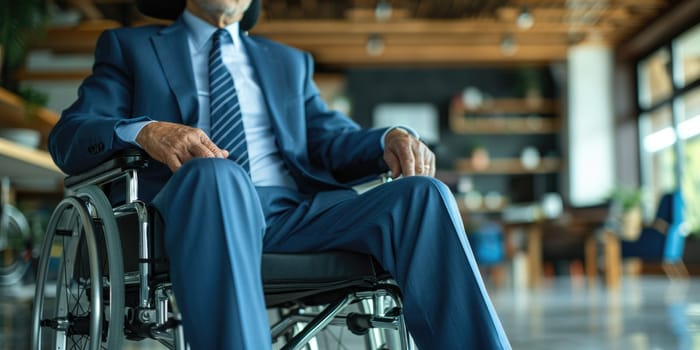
[[39, 0, 511, 348]]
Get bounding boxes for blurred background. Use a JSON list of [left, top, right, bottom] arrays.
[[1, 0, 699, 349]]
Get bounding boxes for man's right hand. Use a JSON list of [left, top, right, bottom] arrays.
[[136, 121, 229, 172]]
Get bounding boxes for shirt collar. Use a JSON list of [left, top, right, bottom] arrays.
[[182, 9, 241, 52]]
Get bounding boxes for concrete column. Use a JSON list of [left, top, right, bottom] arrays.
[[567, 42, 615, 206]]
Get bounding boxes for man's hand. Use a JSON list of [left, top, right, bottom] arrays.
[[383, 128, 435, 178], [136, 121, 229, 172]]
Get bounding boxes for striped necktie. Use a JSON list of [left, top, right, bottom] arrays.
[[209, 29, 249, 173]]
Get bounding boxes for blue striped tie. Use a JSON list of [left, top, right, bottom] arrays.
[[209, 29, 249, 173]]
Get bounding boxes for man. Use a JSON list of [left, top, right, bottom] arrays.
[[49, 0, 511, 348]]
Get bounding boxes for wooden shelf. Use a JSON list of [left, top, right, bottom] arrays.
[[454, 157, 562, 174], [451, 98, 559, 115], [449, 98, 561, 134], [38, 20, 121, 53], [0, 87, 63, 192], [15, 69, 90, 81], [0, 87, 60, 148], [0, 138, 64, 192], [449, 116, 561, 134]]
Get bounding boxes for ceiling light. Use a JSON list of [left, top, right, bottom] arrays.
[[375, 0, 392, 21], [501, 33, 517, 56], [516, 6, 534, 29], [366, 34, 385, 56]]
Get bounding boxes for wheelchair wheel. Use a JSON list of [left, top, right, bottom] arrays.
[[31, 185, 125, 350], [0, 203, 32, 286]]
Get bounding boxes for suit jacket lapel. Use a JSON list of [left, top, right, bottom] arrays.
[[151, 18, 198, 126], [241, 35, 287, 134]]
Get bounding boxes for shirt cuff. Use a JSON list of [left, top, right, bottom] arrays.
[[115, 119, 155, 147], [380, 125, 420, 150]]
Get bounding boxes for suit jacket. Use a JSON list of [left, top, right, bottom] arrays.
[[49, 18, 389, 202]]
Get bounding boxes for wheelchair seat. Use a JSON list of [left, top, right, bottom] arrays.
[[31, 150, 411, 350], [263, 251, 390, 307]]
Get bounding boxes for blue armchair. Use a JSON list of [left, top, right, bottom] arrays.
[[620, 189, 688, 277]]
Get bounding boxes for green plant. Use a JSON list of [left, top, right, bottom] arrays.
[[610, 186, 643, 212], [0, 0, 49, 75], [517, 67, 541, 97], [19, 86, 49, 118]]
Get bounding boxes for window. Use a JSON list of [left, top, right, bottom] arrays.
[[673, 24, 700, 87], [638, 49, 672, 109], [640, 105, 675, 198], [679, 88, 700, 232], [638, 22, 700, 233]]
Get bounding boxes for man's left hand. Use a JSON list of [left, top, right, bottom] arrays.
[[383, 128, 436, 178]]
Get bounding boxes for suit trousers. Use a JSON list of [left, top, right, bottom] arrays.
[[152, 158, 510, 349]]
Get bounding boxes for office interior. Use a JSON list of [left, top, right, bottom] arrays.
[[1, 0, 699, 349]]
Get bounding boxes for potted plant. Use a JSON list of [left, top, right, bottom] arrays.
[[611, 186, 643, 240], [517, 67, 542, 107]]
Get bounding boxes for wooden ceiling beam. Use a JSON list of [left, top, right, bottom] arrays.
[[252, 19, 616, 35], [510, 0, 666, 7], [264, 33, 573, 46], [305, 44, 569, 65]]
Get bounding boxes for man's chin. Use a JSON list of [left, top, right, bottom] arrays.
[[198, 2, 246, 20]]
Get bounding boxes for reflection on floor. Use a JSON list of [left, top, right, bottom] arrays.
[[491, 277, 700, 350], [3, 276, 700, 349]]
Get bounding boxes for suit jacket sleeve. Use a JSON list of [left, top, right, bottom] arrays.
[[301, 53, 389, 181], [49, 29, 151, 175]]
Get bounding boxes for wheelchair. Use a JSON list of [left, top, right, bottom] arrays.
[[30, 150, 413, 349]]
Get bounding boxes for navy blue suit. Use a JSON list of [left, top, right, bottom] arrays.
[[49, 17, 510, 350]]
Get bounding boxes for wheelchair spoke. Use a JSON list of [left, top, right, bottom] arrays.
[[68, 334, 84, 350], [325, 326, 350, 350], [53, 210, 102, 348]]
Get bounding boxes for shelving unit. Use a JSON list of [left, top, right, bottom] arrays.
[[448, 97, 564, 212]]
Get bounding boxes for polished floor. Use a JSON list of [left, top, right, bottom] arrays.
[[3, 275, 700, 349]]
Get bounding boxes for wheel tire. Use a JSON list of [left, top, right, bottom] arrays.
[[31, 185, 124, 349], [0, 203, 32, 286]]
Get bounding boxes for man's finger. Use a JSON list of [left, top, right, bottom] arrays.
[[165, 154, 183, 172], [384, 152, 401, 179], [188, 142, 216, 158], [398, 146, 415, 177], [200, 135, 227, 158], [413, 142, 426, 175]]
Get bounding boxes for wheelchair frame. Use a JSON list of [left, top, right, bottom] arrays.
[[31, 151, 413, 350]]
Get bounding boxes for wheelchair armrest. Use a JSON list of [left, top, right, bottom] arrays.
[[64, 149, 149, 189], [350, 172, 393, 194]]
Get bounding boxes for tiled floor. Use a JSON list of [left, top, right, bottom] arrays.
[[3, 275, 700, 349], [491, 276, 700, 350]]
